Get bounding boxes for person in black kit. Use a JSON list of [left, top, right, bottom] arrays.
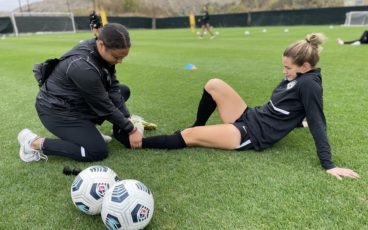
[[17, 23, 145, 163], [124, 33, 359, 180], [198, 5, 215, 39], [89, 10, 103, 37], [337, 30, 368, 45]]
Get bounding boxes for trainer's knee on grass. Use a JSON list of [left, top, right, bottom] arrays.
[[82, 145, 108, 162]]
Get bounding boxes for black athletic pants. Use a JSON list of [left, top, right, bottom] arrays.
[[37, 84, 130, 162]]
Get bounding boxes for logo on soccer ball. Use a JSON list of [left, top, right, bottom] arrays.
[[131, 204, 151, 223], [90, 183, 109, 200]]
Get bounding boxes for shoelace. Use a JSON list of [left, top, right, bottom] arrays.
[[35, 150, 48, 161], [28, 136, 48, 161]]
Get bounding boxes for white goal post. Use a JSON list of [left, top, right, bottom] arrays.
[[11, 12, 76, 36], [344, 11, 368, 26]]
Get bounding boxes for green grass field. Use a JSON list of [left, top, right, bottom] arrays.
[[0, 25, 367, 229]]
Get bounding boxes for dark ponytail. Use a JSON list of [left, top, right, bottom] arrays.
[[97, 23, 131, 49]]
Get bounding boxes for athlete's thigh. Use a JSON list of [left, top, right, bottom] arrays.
[[205, 79, 247, 123], [181, 124, 241, 150]]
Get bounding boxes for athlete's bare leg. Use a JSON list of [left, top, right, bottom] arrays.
[[181, 124, 241, 149], [204, 78, 247, 123]]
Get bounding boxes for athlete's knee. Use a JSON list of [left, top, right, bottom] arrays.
[[205, 78, 225, 90], [82, 144, 108, 162]]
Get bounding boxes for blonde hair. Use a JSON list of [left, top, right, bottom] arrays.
[[283, 33, 326, 67]]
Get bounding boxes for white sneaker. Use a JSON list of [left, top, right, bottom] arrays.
[[337, 38, 344, 45], [17, 129, 48, 162]]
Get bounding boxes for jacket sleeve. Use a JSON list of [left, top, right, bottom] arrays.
[[299, 77, 335, 170], [107, 71, 123, 107], [67, 59, 134, 133]]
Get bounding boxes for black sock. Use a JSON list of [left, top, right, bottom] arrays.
[[142, 132, 186, 149], [192, 89, 217, 127]]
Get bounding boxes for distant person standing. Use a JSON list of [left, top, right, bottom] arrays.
[[198, 5, 215, 39], [337, 30, 368, 45], [89, 10, 103, 37]]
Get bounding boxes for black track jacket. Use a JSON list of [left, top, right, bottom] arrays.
[[244, 69, 335, 170], [36, 38, 134, 134]]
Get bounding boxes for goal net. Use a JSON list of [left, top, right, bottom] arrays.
[[11, 12, 76, 36], [344, 11, 368, 26]]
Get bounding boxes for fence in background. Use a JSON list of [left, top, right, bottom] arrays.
[[1, 5, 368, 34]]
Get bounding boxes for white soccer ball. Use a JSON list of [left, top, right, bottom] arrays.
[[70, 165, 119, 215], [101, 179, 154, 230]]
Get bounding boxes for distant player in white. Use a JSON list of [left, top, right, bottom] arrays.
[[337, 30, 368, 45]]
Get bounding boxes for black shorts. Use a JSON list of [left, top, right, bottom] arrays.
[[232, 110, 254, 150], [201, 19, 209, 26]]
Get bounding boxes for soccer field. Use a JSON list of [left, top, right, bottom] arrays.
[[0, 26, 367, 229]]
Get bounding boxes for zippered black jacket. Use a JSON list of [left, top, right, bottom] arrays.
[[36, 38, 134, 133], [244, 69, 335, 170]]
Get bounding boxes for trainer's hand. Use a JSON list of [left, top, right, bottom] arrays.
[[326, 167, 360, 180], [129, 129, 143, 149]]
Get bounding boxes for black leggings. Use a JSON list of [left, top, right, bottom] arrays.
[[37, 84, 130, 162], [39, 115, 108, 162]]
